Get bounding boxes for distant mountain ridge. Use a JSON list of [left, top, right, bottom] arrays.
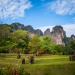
[[11, 22, 75, 45], [11, 22, 43, 36]]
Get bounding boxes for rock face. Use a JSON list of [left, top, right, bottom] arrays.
[[11, 22, 73, 45], [24, 25, 43, 36], [35, 29, 43, 36], [51, 26, 66, 45], [44, 26, 66, 45], [24, 25, 35, 33], [24, 26, 43, 36], [11, 22, 43, 36], [44, 28, 50, 36], [70, 35, 75, 40], [11, 22, 24, 30]]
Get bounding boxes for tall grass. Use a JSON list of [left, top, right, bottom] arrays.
[[0, 53, 75, 75]]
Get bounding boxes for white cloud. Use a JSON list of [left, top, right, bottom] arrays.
[[0, 0, 32, 19], [46, 0, 75, 15], [36, 24, 75, 37], [63, 24, 75, 37], [37, 26, 54, 33]]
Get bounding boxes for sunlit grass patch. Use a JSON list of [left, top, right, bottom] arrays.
[[0, 54, 75, 75]]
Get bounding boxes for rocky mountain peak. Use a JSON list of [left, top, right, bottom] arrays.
[[44, 28, 50, 36], [24, 25, 35, 33], [11, 22, 24, 30], [51, 26, 66, 45], [11, 22, 43, 36], [35, 29, 43, 36], [52, 26, 63, 33], [44, 26, 66, 45], [70, 35, 75, 40]]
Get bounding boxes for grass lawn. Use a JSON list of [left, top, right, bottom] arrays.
[[0, 53, 75, 75]]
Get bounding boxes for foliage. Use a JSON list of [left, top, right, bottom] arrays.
[[41, 36, 55, 54], [0, 65, 30, 75], [63, 45, 72, 55], [54, 45, 64, 54], [0, 24, 12, 53], [11, 30, 28, 52], [70, 40, 75, 50], [19, 67, 30, 75], [62, 39, 75, 55], [0, 24, 75, 55], [0, 24, 11, 41], [62, 36, 70, 45], [28, 35, 41, 53]]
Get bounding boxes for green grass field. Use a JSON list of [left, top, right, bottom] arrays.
[[0, 54, 75, 75]]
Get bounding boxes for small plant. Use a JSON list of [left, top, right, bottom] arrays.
[[0, 65, 30, 75], [0, 68, 2, 75], [19, 67, 30, 75]]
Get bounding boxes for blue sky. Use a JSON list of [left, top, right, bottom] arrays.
[[0, 0, 75, 37]]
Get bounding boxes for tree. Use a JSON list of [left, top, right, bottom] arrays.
[[11, 29, 29, 53], [63, 45, 72, 55], [54, 45, 64, 54], [0, 24, 11, 41], [28, 35, 41, 53], [61, 39, 75, 55], [69, 39, 75, 54], [41, 36, 54, 54], [0, 24, 12, 53]]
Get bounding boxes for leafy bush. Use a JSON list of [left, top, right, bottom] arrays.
[[0, 65, 30, 75], [19, 67, 30, 75]]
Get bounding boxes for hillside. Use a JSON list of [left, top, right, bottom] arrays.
[[11, 22, 75, 45]]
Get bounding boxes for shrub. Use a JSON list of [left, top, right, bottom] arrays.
[[38, 50, 44, 55], [19, 67, 30, 75], [0, 65, 30, 75]]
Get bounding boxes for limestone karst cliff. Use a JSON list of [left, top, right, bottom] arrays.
[[44, 26, 66, 45], [11, 22, 75, 45], [70, 35, 75, 40], [11, 22, 43, 36], [44, 28, 50, 36]]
